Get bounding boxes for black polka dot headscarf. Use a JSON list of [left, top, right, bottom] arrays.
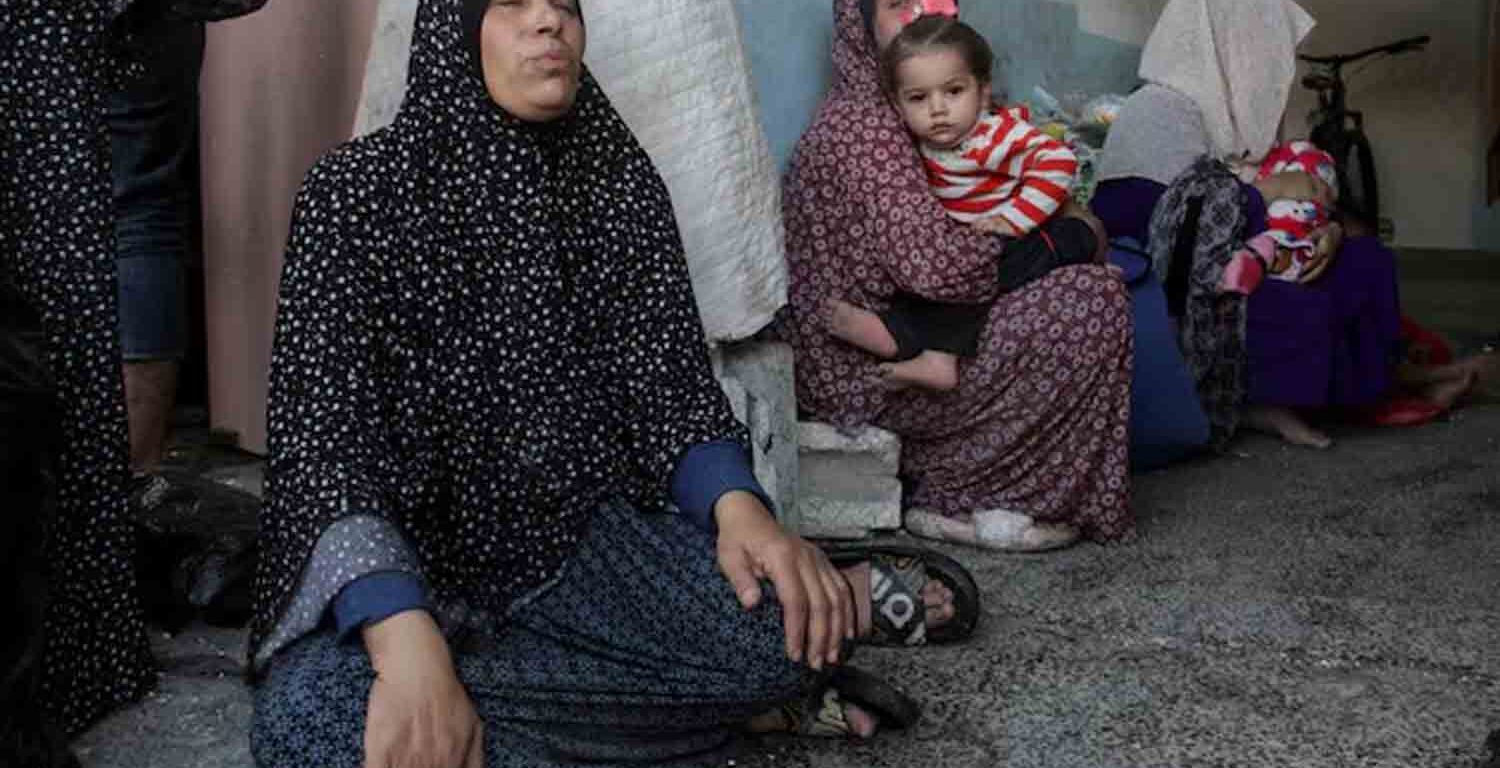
[[250, 0, 743, 664]]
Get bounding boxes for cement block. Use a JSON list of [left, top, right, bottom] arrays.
[[711, 341, 800, 533], [797, 422, 901, 501], [798, 478, 903, 537], [796, 422, 903, 538], [798, 422, 900, 473]]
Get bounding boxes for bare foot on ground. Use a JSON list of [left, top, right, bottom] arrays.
[[1244, 405, 1333, 449], [1423, 371, 1478, 411]]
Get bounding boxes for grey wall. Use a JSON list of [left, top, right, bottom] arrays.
[[1286, 0, 1491, 250]]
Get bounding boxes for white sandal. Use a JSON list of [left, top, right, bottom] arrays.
[[905, 507, 1078, 552]]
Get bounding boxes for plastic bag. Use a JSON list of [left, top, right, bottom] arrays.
[[1025, 87, 1129, 203]]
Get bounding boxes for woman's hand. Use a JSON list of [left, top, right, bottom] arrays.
[[1298, 221, 1343, 284], [1060, 200, 1111, 263], [714, 491, 854, 671], [972, 216, 1018, 237], [363, 610, 483, 768]]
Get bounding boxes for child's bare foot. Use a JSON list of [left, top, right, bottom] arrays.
[[1244, 405, 1333, 449], [827, 299, 899, 358], [879, 352, 959, 392]]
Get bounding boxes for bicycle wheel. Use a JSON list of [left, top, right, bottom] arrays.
[[1341, 132, 1379, 227]]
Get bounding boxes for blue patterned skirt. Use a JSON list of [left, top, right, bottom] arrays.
[[251, 502, 810, 767]]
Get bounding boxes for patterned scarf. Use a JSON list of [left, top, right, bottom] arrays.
[[1147, 157, 1250, 446]]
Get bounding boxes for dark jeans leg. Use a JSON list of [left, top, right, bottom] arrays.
[[108, 21, 203, 362], [879, 294, 988, 360], [996, 216, 1099, 293]]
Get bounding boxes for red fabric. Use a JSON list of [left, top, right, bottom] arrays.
[[1359, 397, 1444, 428], [779, 0, 1134, 541], [900, 0, 959, 23], [1401, 316, 1454, 367], [1257, 140, 1337, 192]]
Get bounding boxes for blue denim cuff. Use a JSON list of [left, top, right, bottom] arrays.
[[670, 439, 774, 534], [331, 571, 429, 644]]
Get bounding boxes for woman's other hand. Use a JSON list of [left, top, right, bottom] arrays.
[[972, 216, 1018, 237], [714, 491, 854, 671], [1298, 221, 1343, 284], [363, 610, 483, 768], [1060, 200, 1111, 263]]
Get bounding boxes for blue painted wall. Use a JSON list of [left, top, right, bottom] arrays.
[[731, 0, 835, 170], [962, 1, 1142, 104], [732, 0, 1145, 168]]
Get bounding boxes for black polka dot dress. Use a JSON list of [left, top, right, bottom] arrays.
[[1, 0, 157, 736], [249, 0, 749, 668]]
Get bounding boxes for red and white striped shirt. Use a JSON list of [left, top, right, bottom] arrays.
[[921, 106, 1078, 233]]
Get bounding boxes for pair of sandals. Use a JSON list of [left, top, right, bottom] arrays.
[[762, 543, 981, 738]]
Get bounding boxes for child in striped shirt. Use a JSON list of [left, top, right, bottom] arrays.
[[828, 15, 1105, 391]]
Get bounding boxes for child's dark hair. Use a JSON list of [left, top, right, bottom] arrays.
[[879, 16, 994, 94]]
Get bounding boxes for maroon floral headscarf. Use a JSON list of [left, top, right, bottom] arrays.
[[780, 0, 1003, 425]]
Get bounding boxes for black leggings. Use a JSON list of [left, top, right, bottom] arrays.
[[879, 216, 1099, 360]]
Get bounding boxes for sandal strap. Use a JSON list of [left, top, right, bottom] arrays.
[[868, 553, 927, 646]]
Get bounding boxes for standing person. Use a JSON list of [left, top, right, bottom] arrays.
[[0, 0, 157, 741], [780, 0, 1135, 551], [108, 10, 206, 511], [250, 1, 972, 764]]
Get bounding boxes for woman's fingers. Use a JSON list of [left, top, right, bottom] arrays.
[[761, 541, 808, 664], [829, 555, 857, 643], [717, 543, 764, 610], [797, 551, 831, 669], [463, 717, 484, 768], [810, 548, 854, 651]]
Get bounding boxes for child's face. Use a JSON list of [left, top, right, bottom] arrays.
[[893, 47, 986, 152]]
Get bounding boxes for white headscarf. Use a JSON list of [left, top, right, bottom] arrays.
[[1139, 0, 1316, 164]]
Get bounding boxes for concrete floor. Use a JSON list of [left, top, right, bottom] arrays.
[[73, 249, 1500, 766], [745, 407, 1500, 768], [73, 403, 1500, 768]]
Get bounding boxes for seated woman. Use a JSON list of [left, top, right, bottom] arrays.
[[780, 0, 1135, 552], [248, 0, 973, 764], [1093, 0, 1493, 450]]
